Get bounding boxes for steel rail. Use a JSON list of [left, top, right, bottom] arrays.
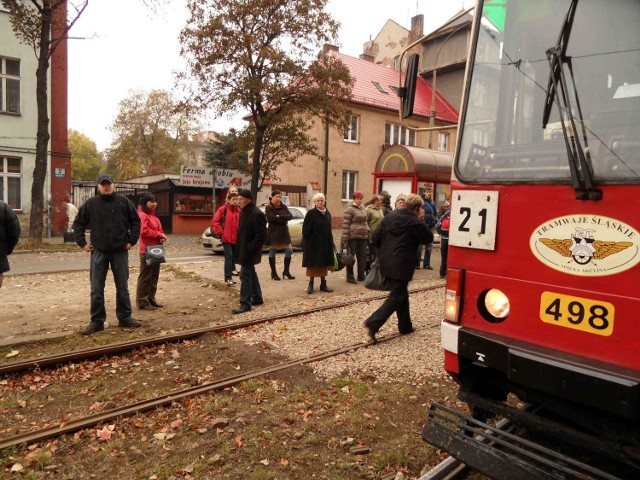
[[0, 283, 445, 376], [0, 333, 401, 450]]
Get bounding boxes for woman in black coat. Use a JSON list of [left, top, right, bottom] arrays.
[[302, 193, 334, 294], [265, 190, 294, 281]]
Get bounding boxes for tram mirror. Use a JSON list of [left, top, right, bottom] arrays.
[[402, 54, 420, 119]]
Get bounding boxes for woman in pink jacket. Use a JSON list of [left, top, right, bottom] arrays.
[[212, 191, 240, 286], [136, 192, 167, 310]]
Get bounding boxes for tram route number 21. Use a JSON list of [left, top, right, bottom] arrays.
[[449, 190, 499, 251]]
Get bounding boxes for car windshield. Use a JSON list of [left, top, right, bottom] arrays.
[[456, 0, 640, 185]]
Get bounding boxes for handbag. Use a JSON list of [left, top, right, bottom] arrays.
[[364, 259, 390, 291], [210, 207, 228, 240], [339, 244, 355, 268], [329, 246, 346, 272], [145, 244, 167, 266]]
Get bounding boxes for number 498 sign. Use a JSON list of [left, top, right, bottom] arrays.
[[449, 190, 499, 251]]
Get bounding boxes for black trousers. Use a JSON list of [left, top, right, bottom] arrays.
[[364, 277, 412, 334], [136, 253, 161, 307]]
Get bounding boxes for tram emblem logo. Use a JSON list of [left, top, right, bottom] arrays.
[[530, 215, 640, 277], [540, 228, 632, 266]]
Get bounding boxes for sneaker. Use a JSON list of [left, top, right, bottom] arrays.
[[251, 298, 264, 306], [231, 270, 240, 276], [80, 323, 104, 335], [399, 327, 416, 335], [424, 266, 433, 270], [225, 279, 235, 286], [119, 318, 142, 328], [232, 306, 251, 314]]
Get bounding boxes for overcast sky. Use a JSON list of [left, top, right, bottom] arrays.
[[67, 0, 471, 151]]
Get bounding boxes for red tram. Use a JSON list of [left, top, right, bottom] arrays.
[[419, 0, 640, 478]]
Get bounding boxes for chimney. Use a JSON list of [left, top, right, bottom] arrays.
[[410, 14, 424, 42], [323, 43, 339, 54], [359, 54, 374, 62]]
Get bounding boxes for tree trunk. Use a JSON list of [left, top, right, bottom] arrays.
[[251, 125, 266, 199], [28, 1, 53, 243]]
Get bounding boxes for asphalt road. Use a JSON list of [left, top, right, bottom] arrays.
[[10, 249, 221, 275]]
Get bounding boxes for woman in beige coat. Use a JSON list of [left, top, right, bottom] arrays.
[[341, 191, 369, 283]]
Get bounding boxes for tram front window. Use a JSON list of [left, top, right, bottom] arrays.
[[456, 0, 640, 184]]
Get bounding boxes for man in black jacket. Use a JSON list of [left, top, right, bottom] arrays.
[[364, 194, 429, 342], [0, 200, 21, 288], [73, 174, 142, 334], [232, 189, 267, 314]]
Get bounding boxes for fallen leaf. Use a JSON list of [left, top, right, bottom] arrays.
[[154, 432, 167, 441], [259, 459, 269, 466], [280, 458, 289, 466], [10, 463, 23, 472], [235, 435, 243, 447], [170, 419, 183, 429], [5, 350, 19, 358], [96, 425, 114, 441]]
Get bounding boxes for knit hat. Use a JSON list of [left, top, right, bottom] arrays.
[[237, 189, 253, 200]]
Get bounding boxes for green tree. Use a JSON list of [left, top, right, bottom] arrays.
[[204, 129, 248, 169], [68, 129, 101, 180], [2, 0, 88, 242], [180, 0, 354, 197], [104, 89, 200, 179]]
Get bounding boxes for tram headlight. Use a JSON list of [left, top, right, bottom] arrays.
[[478, 288, 510, 323]]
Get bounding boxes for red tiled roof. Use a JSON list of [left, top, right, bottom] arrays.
[[330, 51, 458, 124]]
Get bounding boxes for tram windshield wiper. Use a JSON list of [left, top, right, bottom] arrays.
[[542, 0, 602, 200]]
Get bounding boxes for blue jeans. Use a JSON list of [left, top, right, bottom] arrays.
[[364, 277, 412, 334], [90, 249, 133, 325], [222, 242, 235, 281], [239, 264, 263, 309]]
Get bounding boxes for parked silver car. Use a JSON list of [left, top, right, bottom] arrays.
[[202, 205, 308, 253]]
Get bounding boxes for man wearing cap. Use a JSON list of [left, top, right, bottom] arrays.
[[232, 189, 267, 314], [73, 174, 142, 334]]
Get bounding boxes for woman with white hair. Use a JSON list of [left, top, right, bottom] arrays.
[[301, 193, 335, 294]]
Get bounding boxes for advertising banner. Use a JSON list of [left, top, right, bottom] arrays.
[[179, 166, 252, 189]]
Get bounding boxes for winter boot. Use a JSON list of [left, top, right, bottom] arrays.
[[346, 266, 357, 284], [269, 257, 281, 280], [282, 257, 295, 279], [307, 278, 314, 294], [320, 278, 333, 293]]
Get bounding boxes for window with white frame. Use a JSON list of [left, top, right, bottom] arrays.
[[0, 157, 22, 209], [342, 171, 357, 201], [438, 132, 450, 152], [344, 115, 359, 142], [0, 57, 20, 114], [384, 123, 415, 146]]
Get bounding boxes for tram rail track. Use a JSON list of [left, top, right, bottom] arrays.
[[0, 283, 445, 377], [0, 332, 403, 450]]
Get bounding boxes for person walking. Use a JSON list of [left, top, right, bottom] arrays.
[[232, 189, 267, 314], [265, 190, 295, 281], [302, 193, 334, 294], [363, 194, 429, 343], [0, 200, 21, 289], [212, 191, 240, 286], [73, 174, 141, 334], [341, 191, 369, 284], [136, 192, 167, 310]]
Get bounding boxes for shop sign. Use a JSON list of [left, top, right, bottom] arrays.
[[179, 166, 252, 188]]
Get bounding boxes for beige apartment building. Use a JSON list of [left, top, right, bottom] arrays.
[[269, 46, 458, 226]]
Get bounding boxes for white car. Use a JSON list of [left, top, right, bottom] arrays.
[[202, 205, 308, 253]]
